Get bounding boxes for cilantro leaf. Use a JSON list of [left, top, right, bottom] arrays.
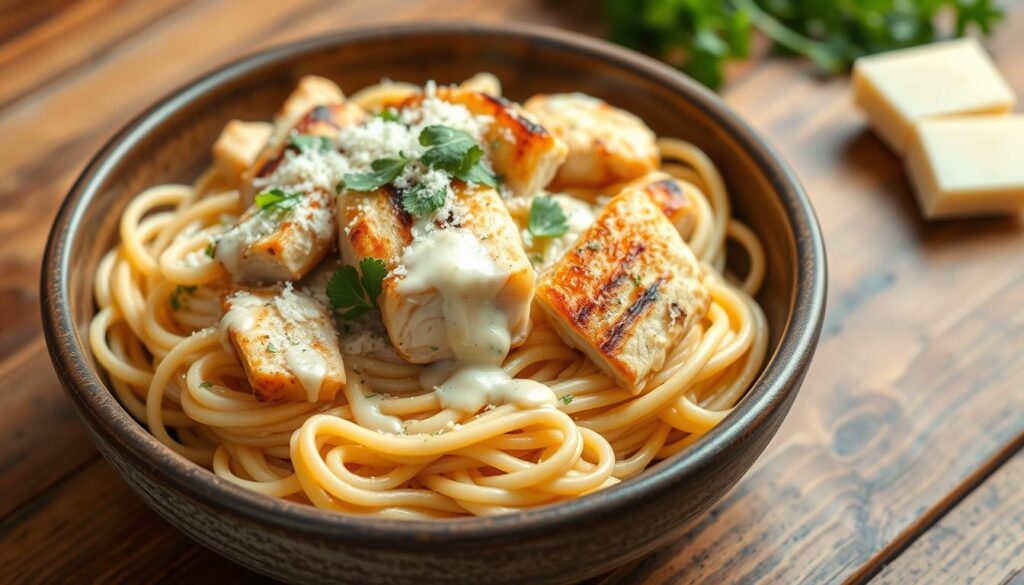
[[326, 259, 389, 321], [528, 196, 569, 238], [255, 188, 302, 213], [288, 134, 333, 153], [401, 181, 448, 217], [419, 126, 498, 187], [419, 126, 476, 170], [358, 258, 388, 307], [204, 243, 215, 258], [454, 145, 499, 187], [339, 157, 408, 193]]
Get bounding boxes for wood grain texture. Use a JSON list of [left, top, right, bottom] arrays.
[[3, 0, 1023, 582], [871, 450, 1024, 585]]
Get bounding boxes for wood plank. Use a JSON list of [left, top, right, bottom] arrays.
[[623, 9, 1024, 584], [0, 0, 81, 44], [0, 0, 194, 110], [0, 336, 96, 518], [872, 449, 1024, 585], [0, 459, 255, 583]]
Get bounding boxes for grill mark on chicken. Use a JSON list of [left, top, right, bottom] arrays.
[[600, 276, 666, 353], [645, 179, 688, 217], [384, 184, 414, 235], [255, 150, 285, 179], [294, 105, 344, 133], [572, 242, 646, 326]]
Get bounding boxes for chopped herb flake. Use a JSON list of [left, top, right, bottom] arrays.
[[199, 381, 213, 388], [560, 394, 574, 405], [266, 343, 278, 353], [255, 188, 302, 214], [288, 134, 333, 153], [375, 108, 400, 122], [169, 285, 197, 311]]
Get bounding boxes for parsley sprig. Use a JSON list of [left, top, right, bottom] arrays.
[[528, 196, 569, 238], [418, 126, 499, 188], [604, 0, 1004, 89], [326, 258, 389, 320], [337, 125, 499, 217]]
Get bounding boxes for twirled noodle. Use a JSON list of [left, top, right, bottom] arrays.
[[91, 89, 768, 516]]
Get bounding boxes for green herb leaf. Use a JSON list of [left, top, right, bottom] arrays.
[[199, 381, 213, 388], [340, 157, 408, 192], [255, 188, 302, 213], [528, 196, 569, 238], [326, 259, 389, 321], [560, 394, 574, 405], [358, 258, 388, 308], [454, 145, 499, 187], [169, 285, 197, 311], [267, 343, 278, 353], [419, 126, 498, 187], [204, 243, 216, 258], [602, 0, 1004, 90], [288, 134, 333, 153], [401, 181, 448, 217], [419, 125, 477, 170], [375, 108, 401, 122]]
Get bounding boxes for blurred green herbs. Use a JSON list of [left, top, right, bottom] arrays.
[[604, 0, 1005, 89]]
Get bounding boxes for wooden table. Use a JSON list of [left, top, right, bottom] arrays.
[[2, 1, 1022, 583]]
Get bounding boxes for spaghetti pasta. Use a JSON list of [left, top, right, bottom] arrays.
[[90, 77, 768, 518]]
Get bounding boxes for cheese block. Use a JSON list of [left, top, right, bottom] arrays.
[[905, 115, 1024, 219], [852, 38, 1016, 155]]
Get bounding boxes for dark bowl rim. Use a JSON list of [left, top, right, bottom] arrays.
[[41, 21, 826, 546]]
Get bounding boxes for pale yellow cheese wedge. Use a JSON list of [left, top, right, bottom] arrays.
[[905, 115, 1024, 219], [852, 38, 1016, 154]]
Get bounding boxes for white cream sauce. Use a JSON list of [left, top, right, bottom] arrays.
[[285, 345, 327, 402], [345, 380, 404, 434], [217, 292, 261, 353], [397, 228, 556, 414]]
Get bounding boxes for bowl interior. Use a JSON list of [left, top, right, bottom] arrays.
[[52, 25, 811, 530]]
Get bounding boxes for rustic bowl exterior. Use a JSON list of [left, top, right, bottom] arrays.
[[41, 24, 825, 585]]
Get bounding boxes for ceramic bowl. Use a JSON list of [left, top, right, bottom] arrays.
[[41, 22, 826, 585]]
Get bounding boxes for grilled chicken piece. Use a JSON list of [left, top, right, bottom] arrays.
[[393, 88, 568, 198], [536, 186, 710, 393], [524, 93, 660, 189], [459, 72, 502, 96], [241, 102, 366, 207], [624, 172, 697, 239], [337, 183, 535, 363], [219, 286, 346, 402], [215, 188, 336, 284], [271, 75, 346, 144], [212, 121, 273, 186]]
